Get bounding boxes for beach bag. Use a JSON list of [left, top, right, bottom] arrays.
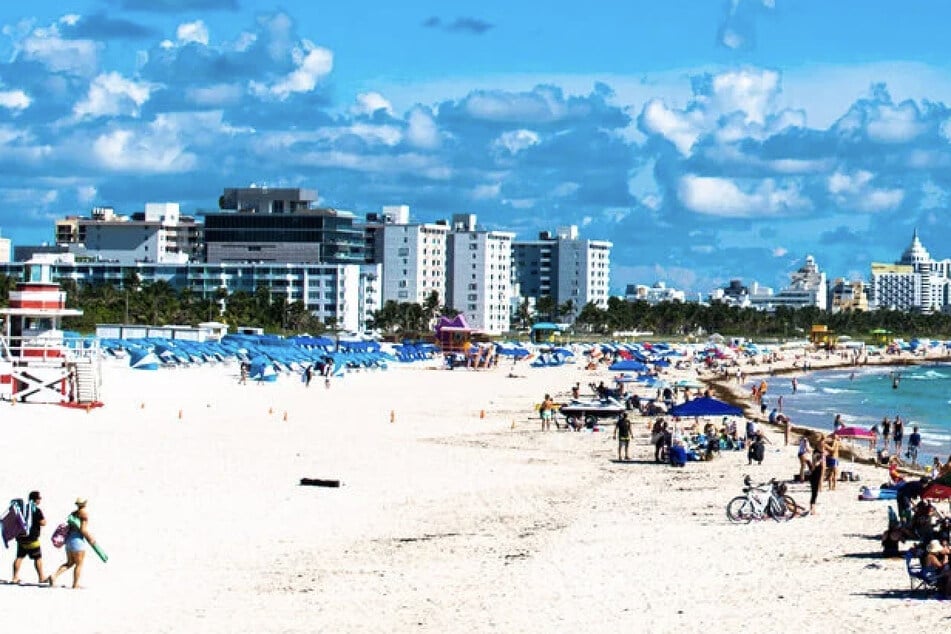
[[51, 522, 69, 548]]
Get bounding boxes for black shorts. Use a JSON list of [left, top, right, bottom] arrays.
[[16, 542, 41, 560]]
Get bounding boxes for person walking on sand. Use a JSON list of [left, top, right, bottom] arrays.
[[49, 498, 98, 589], [11, 491, 45, 585], [881, 416, 891, 453], [613, 412, 633, 461]]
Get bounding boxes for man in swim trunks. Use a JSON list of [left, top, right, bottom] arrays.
[[539, 394, 554, 431], [824, 434, 841, 491], [613, 412, 632, 461], [11, 491, 45, 584]]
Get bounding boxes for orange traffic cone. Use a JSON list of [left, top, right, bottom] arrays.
[[178, 409, 183, 420], [390, 410, 395, 423], [480, 409, 485, 419]]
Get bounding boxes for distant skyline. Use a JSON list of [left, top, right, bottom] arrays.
[[2, 1, 951, 294]]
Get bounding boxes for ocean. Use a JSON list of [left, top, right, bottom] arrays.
[[761, 363, 951, 466]]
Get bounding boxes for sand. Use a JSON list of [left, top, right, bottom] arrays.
[[1, 350, 949, 632]]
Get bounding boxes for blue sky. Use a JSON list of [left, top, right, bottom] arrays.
[[2, 1, 951, 297]]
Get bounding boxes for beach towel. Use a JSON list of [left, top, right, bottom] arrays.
[[1, 500, 28, 548]]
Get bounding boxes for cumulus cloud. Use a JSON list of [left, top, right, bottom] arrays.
[[0, 90, 30, 111], [73, 72, 154, 119], [19, 22, 99, 76], [493, 129, 539, 154], [177, 21, 209, 46], [827, 170, 904, 212], [677, 174, 810, 217], [405, 108, 440, 149], [351, 92, 393, 116], [251, 40, 332, 100]]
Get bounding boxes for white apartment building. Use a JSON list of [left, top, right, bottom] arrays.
[[446, 214, 515, 334], [0, 234, 10, 263], [751, 255, 828, 311], [513, 225, 612, 320], [870, 231, 950, 311], [56, 204, 201, 264], [381, 221, 449, 305]]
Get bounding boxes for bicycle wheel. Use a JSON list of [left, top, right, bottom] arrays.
[[726, 496, 754, 524], [783, 494, 806, 517], [767, 495, 794, 522]]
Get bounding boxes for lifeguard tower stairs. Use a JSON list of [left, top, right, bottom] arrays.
[[0, 259, 101, 406]]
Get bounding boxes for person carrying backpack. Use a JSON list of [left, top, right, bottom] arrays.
[[11, 491, 46, 584]]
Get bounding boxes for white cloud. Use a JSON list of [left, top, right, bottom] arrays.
[[772, 247, 788, 257], [177, 21, 209, 46], [0, 90, 30, 111], [405, 108, 440, 149], [471, 183, 501, 200], [21, 24, 98, 76], [494, 129, 539, 154], [677, 174, 810, 217], [351, 92, 393, 116], [827, 170, 904, 212], [711, 68, 780, 125], [640, 98, 703, 155], [253, 40, 333, 100], [465, 87, 581, 122], [92, 126, 196, 173], [866, 101, 926, 143], [348, 123, 401, 146], [73, 72, 154, 119]]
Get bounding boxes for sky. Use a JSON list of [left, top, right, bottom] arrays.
[[2, 1, 951, 297]]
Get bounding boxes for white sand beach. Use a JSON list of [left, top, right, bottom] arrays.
[[2, 352, 949, 632]]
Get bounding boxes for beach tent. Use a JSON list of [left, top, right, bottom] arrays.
[[668, 396, 742, 418], [128, 348, 159, 370], [608, 359, 648, 372]]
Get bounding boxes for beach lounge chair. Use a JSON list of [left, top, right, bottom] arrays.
[[904, 548, 947, 592]]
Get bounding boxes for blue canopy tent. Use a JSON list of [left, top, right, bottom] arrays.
[[668, 397, 742, 418], [608, 359, 648, 372]]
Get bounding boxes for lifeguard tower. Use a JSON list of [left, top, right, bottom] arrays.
[[530, 322, 562, 345], [0, 259, 101, 405]]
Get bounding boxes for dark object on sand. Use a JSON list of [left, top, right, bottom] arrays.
[[300, 478, 341, 487]]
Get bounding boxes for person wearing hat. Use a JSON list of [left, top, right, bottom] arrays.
[[48, 498, 98, 589]]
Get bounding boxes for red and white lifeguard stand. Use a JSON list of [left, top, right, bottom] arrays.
[[0, 258, 101, 405]]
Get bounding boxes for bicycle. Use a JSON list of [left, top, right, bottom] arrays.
[[726, 476, 803, 523]]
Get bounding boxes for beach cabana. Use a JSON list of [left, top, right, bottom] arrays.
[[668, 397, 742, 418]]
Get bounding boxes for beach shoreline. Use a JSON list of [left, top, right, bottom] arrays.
[[1, 347, 949, 631]]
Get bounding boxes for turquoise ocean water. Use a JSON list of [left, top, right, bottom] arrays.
[[762, 363, 951, 465]]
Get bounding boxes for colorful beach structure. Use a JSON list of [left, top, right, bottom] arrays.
[[0, 258, 101, 405]]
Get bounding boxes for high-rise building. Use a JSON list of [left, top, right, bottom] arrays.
[[446, 214, 514, 334], [54, 204, 202, 264], [380, 219, 448, 305], [870, 230, 950, 311], [512, 226, 611, 320], [203, 187, 365, 264], [828, 278, 869, 312]]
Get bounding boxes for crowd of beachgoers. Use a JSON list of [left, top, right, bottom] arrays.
[[4, 334, 951, 631]]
